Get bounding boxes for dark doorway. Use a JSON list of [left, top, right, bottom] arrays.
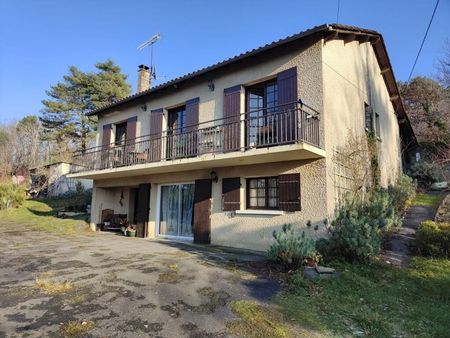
[[193, 179, 212, 244], [135, 183, 151, 238]]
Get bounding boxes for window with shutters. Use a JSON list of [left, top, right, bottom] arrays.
[[168, 106, 187, 133], [167, 105, 187, 158], [246, 80, 279, 147], [364, 102, 373, 132], [375, 113, 381, 139], [246, 177, 279, 209], [115, 122, 127, 145]]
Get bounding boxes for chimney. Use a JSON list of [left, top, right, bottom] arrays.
[[137, 64, 150, 92]]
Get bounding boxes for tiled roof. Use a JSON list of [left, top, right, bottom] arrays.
[[87, 23, 332, 116]]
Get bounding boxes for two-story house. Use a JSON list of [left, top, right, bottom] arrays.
[[68, 23, 416, 251]]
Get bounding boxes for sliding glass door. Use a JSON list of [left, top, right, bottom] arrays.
[[159, 183, 194, 238]]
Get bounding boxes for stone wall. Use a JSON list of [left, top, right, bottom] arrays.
[[435, 194, 450, 222]]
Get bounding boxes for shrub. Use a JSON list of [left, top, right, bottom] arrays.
[[365, 188, 402, 231], [416, 221, 450, 258], [408, 161, 445, 188], [267, 224, 316, 270], [58, 188, 92, 212], [326, 198, 382, 262], [0, 181, 25, 209], [388, 174, 417, 214]]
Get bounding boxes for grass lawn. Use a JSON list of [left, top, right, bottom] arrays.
[[410, 193, 445, 208], [276, 257, 450, 337], [0, 199, 90, 234]]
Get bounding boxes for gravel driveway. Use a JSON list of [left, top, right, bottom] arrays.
[[0, 223, 279, 337]]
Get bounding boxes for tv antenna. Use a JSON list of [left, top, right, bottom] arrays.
[[137, 33, 161, 80]]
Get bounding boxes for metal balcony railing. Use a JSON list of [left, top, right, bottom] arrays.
[[70, 102, 320, 173]]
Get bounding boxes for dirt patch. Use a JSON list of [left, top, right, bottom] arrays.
[[117, 318, 164, 334], [90, 252, 105, 257], [181, 321, 228, 338], [49, 260, 92, 270], [138, 303, 157, 309], [161, 287, 231, 318]]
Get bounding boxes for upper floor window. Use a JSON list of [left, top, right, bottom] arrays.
[[115, 122, 127, 145], [364, 102, 372, 131], [375, 113, 381, 139], [246, 80, 279, 147], [246, 80, 278, 114], [364, 102, 381, 139], [168, 106, 186, 133]]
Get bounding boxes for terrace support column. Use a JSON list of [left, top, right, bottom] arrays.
[[89, 182, 99, 231], [239, 88, 245, 151]]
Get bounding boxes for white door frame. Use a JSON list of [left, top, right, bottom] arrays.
[[155, 182, 195, 240]]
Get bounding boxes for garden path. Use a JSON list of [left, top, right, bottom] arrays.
[[380, 191, 446, 267]]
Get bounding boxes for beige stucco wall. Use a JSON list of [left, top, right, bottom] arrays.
[[322, 39, 402, 215], [210, 160, 327, 251], [90, 158, 327, 251], [96, 40, 324, 148]]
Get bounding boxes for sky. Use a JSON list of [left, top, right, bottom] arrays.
[[0, 0, 449, 123]]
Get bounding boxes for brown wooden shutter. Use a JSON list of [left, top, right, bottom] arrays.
[[222, 177, 240, 211], [102, 124, 112, 146], [124, 117, 137, 164], [278, 173, 301, 212], [277, 67, 297, 106], [136, 183, 151, 238], [277, 67, 298, 142], [185, 97, 199, 156], [149, 108, 163, 161], [223, 85, 241, 151], [126, 116, 137, 141], [193, 179, 212, 244], [101, 124, 112, 169], [185, 97, 199, 131]]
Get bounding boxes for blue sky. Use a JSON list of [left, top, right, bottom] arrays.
[[0, 0, 449, 122]]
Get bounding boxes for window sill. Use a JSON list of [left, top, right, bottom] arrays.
[[235, 210, 284, 216]]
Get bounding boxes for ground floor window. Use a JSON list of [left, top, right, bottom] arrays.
[[246, 177, 279, 209], [159, 183, 195, 238]]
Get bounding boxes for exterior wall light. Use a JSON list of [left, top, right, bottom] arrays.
[[208, 80, 215, 91], [210, 170, 218, 183]]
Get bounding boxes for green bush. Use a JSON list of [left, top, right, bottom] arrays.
[[408, 161, 445, 188], [366, 188, 402, 231], [321, 176, 417, 263], [0, 181, 25, 210], [58, 188, 92, 212], [326, 197, 382, 262], [416, 221, 450, 258], [267, 224, 316, 270], [388, 174, 417, 214]]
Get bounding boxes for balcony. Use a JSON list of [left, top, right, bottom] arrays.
[[69, 102, 324, 179]]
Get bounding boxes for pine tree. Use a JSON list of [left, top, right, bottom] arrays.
[[40, 60, 131, 156]]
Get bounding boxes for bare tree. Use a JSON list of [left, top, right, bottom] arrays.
[[332, 132, 373, 203], [438, 39, 450, 89]]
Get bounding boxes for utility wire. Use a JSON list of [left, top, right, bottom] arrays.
[[408, 0, 440, 82]]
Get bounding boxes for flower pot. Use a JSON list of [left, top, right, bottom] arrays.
[[126, 230, 136, 237], [120, 226, 127, 236]]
